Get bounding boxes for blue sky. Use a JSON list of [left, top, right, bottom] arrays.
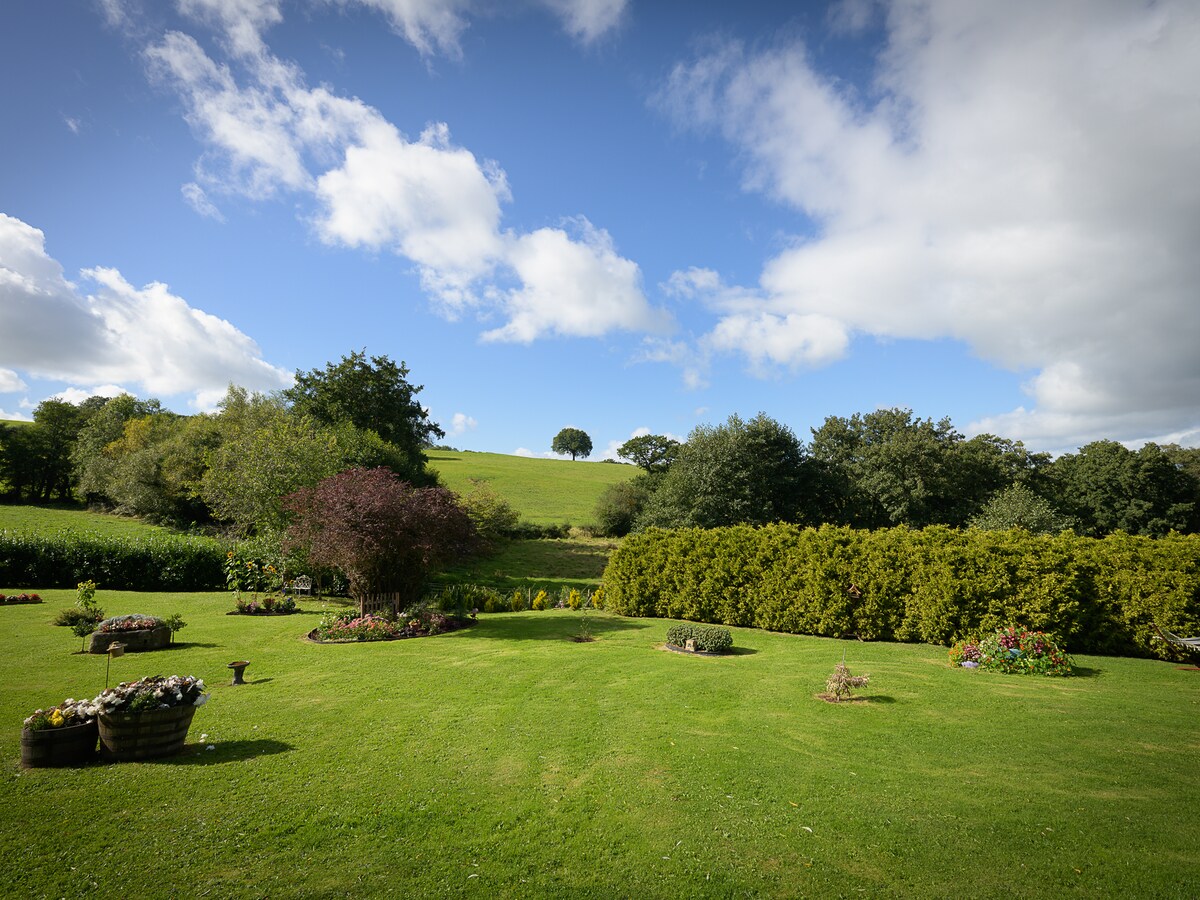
[[2, 0, 1198, 458]]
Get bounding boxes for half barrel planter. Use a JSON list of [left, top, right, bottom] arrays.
[[89, 625, 171, 654], [20, 720, 99, 768], [98, 705, 198, 761]]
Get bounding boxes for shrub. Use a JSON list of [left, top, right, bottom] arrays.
[[531, 590, 549, 611], [314, 611, 400, 642], [665, 623, 734, 653], [509, 589, 527, 612], [602, 524, 1200, 658]]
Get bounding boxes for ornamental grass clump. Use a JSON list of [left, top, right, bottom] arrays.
[[950, 626, 1073, 675], [93, 675, 208, 715]]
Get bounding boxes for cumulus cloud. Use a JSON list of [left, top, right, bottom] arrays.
[[147, 11, 661, 332], [656, 0, 1200, 446], [0, 212, 291, 410], [484, 219, 670, 343], [0, 368, 27, 393], [449, 412, 477, 436]]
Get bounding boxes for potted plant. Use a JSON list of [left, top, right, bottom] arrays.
[[93, 675, 209, 761], [21, 698, 99, 767]]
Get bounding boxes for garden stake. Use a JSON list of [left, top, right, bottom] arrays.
[[105, 641, 126, 689]]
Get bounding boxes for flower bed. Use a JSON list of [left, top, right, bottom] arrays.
[[1, 592, 43, 604], [308, 609, 474, 643], [228, 594, 298, 616], [950, 626, 1074, 676], [88, 614, 171, 654], [22, 698, 100, 767]]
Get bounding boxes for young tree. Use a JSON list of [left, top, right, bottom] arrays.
[[552, 427, 593, 461], [283, 350, 442, 481], [968, 483, 1077, 534], [617, 434, 681, 473], [284, 468, 477, 614]]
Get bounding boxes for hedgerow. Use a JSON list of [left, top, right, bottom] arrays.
[[602, 524, 1200, 658], [0, 530, 226, 590]]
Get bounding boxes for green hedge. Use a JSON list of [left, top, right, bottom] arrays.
[[0, 530, 226, 591], [602, 524, 1200, 658]]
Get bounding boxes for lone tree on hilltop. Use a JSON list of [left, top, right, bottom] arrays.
[[552, 427, 593, 461]]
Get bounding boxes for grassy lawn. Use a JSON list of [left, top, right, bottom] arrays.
[[0, 504, 178, 538], [428, 451, 635, 526], [2, 589, 1198, 898], [439, 535, 619, 592]]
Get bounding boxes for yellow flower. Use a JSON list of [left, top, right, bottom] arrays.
[[48, 710, 65, 728]]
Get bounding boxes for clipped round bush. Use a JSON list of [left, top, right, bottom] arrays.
[[666, 623, 734, 653]]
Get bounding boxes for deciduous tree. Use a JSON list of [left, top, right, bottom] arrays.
[[617, 434, 680, 473], [552, 427, 593, 461]]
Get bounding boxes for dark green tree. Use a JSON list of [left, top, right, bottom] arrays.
[[1049, 440, 1195, 536], [637, 413, 814, 529], [283, 350, 443, 481], [552, 427, 593, 461], [71, 394, 164, 506], [617, 434, 681, 473], [593, 474, 656, 537]]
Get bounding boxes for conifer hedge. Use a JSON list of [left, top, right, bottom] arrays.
[[0, 531, 226, 591], [601, 524, 1200, 657]]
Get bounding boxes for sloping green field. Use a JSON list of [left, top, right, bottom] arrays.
[[429, 450, 635, 525], [0, 505, 176, 538]]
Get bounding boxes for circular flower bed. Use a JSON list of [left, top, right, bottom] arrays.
[[1, 592, 43, 605], [308, 609, 473, 643]]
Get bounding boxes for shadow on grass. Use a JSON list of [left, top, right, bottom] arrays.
[[452, 614, 652, 642], [161, 642, 221, 650], [142, 738, 295, 765]]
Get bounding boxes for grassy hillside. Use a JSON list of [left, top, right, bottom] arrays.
[[428, 450, 635, 525], [0, 505, 177, 538]]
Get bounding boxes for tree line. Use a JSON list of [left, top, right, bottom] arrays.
[[0, 351, 444, 534], [598, 409, 1200, 539]]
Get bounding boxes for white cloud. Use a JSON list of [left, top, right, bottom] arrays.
[[657, 1, 1200, 447], [0, 212, 291, 411], [449, 412, 477, 436], [0, 368, 27, 393], [483, 219, 670, 343], [148, 18, 666, 335], [51, 385, 132, 405], [0, 408, 32, 422], [330, 0, 471, 59], [539, 0, 627, 44], [182, 182, 226, 221]]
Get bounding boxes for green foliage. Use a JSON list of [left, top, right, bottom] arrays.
[[969, 626, 1074, 675], [1049, 440, 1196, 537], [593, 474, 654, 537], [638, 413, 814, 530], [665, 622, 734, 653], [551, 427, 593, 461], [602, 524, 1200, 657], [0, 530, 225, 590], [283, 349, 442, 475], [457, 479, 520, 544], [617, 434, 680, 472], [968, 483, 1077, 534]]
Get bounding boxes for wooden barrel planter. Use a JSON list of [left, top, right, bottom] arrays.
[[98, 705, 197, 761], [20, 721, 99, 768], [89, 625, 171, 654]]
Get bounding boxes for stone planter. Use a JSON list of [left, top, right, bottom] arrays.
[[98, 705, 198, 762], [89, 625, 171, 654], [20, 720, 99, 768]]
